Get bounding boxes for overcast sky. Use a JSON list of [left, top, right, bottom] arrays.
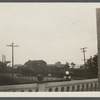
[[0, 3, 99, 65]]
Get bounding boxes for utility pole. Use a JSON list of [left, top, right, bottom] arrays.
[[96, 8, 100, 91], [80, 47, 87, 77], [80, 47, 87, 65], [6, 43, 19, 81]]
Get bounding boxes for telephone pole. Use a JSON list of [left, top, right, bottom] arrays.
[[96, 9, 100, 90], [6, 43, 19, 81], [80, 47, 87, 65], [80, 47, 87, 77]]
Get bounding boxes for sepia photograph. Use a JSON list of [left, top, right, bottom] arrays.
[[0, 3, 100, 94]]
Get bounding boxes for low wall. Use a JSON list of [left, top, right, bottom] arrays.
[[0, 83, 38, 92], [0, 78, 98, 92], [45, 78, 98, 92]]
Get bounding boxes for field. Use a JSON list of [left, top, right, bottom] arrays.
[[0, 73, 68, 85]]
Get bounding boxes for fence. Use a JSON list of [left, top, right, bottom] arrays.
[[45, 78, 98, 92], [0, 78, 98, 92], [14, 76, 65, 82]]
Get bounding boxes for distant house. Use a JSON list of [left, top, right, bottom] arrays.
[[13, 64, 23, 69], [47, 63, 66, 77], [48, 63, 65, 68], [25, 60, 47, 67], [55, 62, 65, 68]]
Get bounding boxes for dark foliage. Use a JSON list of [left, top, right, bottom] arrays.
[[70, 68, 85, 77], [86, 55, 98, 78], [16, 60, 70, 77], [0, 61, 12, 73], [69, 54, 98, 79]]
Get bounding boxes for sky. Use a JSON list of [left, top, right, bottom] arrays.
[[0, 3, 99, 65]]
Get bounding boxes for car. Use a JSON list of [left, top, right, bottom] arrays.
[[63, 71, 71, 81]]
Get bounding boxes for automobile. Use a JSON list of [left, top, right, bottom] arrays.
[[63, 70, 71, 81]]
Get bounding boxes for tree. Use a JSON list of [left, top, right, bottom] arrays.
[[0, 61, 7, 73], [86, 55, 98, 78], [0, 61, 12, 73], [65, 62, 70, 70], [71, 62, 76, 69]]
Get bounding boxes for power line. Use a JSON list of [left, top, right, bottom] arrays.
[[6, 43, 19, 81], [80, 47, 87, 77]]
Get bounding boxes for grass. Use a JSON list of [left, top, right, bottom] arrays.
[[0, 73, 90, 86]]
